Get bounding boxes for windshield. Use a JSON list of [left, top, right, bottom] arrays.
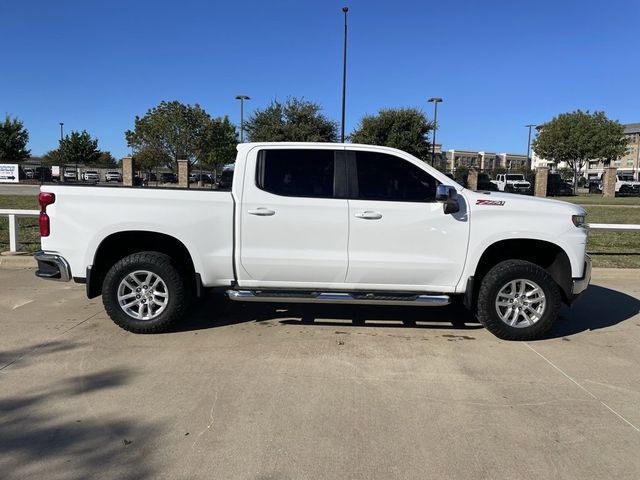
[[506, 174, 525, 181], [619, 175, 634, 181]]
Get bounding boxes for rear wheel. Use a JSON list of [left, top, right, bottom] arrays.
[[476, 260, 561, 340], [102, 251, 188, 333]]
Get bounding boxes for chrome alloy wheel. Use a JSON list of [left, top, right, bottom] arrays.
[[495, 279, 546, 328], [117, 270, 169, 320]]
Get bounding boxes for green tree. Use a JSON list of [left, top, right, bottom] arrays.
[[533, 110, 627, 188], [126, 101, 218, 169], [350, 108, 433, 160], [245, 97, 338, 142], [198, 116, 238, 171], [133, 147, 171, 173], [46, 130, 103, 165], [97, 151, 117, 166], [0, 115, 30, 162]]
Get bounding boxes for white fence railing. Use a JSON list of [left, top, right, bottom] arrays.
[[0, 209, 40, 252], [0, 209, 639, 254], [589, 223, 640, 232]]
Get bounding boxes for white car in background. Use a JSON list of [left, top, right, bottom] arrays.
[[82, 170, 100, 182], [105, 171, 122, 182], [492, 173, 531, 193]]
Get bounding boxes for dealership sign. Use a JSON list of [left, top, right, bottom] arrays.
[[0, 164, 19, 183]]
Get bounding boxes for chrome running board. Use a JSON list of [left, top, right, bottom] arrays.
[[226, 290, 450, 307]]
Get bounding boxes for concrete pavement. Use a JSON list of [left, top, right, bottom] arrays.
[[1, 268, 639, 479]]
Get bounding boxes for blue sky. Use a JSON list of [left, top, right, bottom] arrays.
[[2, 0, 639, 158]]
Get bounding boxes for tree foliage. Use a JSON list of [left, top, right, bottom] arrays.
[[199, 116, 238, 170], [125, 101, 236, 169], [45, 130, 103, 165], [350, 108, 433, 160], [133, 146, 171, 172], [533, 110, 627, 186], [245, 97, 338, 142], [0, 115, 30, 162], [125, 101, 237, 169]]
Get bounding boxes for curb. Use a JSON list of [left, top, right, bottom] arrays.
[[0, 254, 37, 269]]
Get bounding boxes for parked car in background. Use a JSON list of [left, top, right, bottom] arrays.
[[547, 174, 574, 196], [491, 173, 531, 193], [34, 166, 52, 181], [477, 173, 498, 191], [160, 172, 178, 183], [588, 173, 640, 195], [459, 172, 498, 191], [216, 165, 234, 190], [191, 173, 214, 184], [82, 170, 100, 182], [63, 169, 76, 181], [23, 167, 35, 179], [105, 171, 122, 182]]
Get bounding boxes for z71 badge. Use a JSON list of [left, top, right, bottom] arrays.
[[476, 199, 505, 206]]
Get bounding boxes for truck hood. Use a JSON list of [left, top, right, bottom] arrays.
[[463, 189, 585, 215]]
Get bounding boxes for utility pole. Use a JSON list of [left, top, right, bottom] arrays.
[[340, 6, 349, 143], [235, 95, 250, 142], [525, 124, 536, 170], [428, 98, 443, 166]]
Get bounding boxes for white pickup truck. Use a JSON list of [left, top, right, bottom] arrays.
[[34, 142, 591, 341], [492, 173, 531, 193]]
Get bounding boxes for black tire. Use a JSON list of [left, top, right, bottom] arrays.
[[102, 251, 188, 333], [476, 260, 561, 341]]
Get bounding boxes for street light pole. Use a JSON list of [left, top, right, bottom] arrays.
[[428, 98, 442, 166], [340, 6, 349, 143], [525, 124, 536, 170], [58, 122, 64, 183], [235, 95, 250, 142]]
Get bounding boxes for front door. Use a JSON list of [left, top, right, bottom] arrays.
[[239, 147, 349, 288], [345, 148, 469, 291]]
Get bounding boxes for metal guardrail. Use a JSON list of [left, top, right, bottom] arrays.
[[0, 209, 40, 252], [1, 210, 639, 254]]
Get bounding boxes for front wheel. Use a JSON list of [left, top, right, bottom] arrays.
[[476, 260, 561, 341], [102, 251, 189, 333]]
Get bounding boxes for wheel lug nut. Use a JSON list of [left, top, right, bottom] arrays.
[[136, 294, 140, 299]]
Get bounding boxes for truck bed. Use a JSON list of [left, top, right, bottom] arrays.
[[40, 185, 236, 287]]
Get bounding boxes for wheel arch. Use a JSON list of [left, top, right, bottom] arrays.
[[87, 230, 197, 299], [469, 239, 572, 305]]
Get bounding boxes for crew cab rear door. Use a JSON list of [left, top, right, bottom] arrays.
[[345, 147, 469, 291], [238, 146, 349, 288]]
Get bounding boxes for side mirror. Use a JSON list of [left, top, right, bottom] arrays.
[[436, 184, 460, 214]]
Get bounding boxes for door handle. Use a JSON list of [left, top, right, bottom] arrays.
[[248, 207, 275, 216], [354, 211, 383, 220]]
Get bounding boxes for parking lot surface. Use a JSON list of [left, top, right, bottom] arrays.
[[1, 268, 639, 479]]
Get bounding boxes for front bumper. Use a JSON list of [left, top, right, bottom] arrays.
[[34, 251, 72, 282], [572, 255, 592, 297]]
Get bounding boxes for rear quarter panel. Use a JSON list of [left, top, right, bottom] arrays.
[[40, 186, 235, 286]]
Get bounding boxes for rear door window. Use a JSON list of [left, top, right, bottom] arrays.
[[256, 149, 337, 198]]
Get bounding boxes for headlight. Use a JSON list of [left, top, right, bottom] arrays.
[[572, 214, 587, 228]]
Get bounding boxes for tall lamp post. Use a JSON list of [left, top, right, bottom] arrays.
[[58, 122, 64, 183], [235, 95, 250, 142], [340, 6, 349, 143], [525, 124, 536, 170], [428, 97, 443, 166]]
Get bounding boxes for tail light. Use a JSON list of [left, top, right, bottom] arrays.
[[39, 192, 56, 237]]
